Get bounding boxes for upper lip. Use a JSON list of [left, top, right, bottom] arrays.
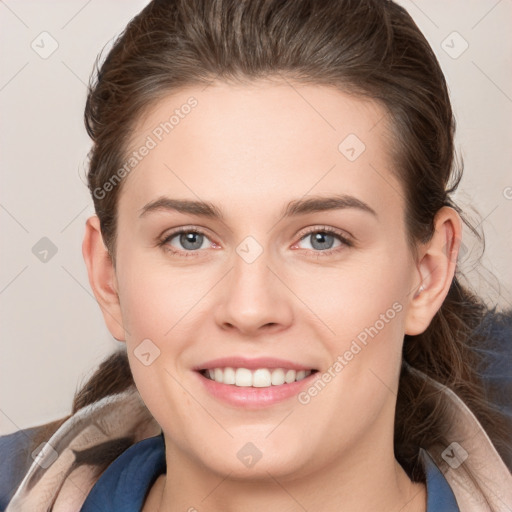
[[193, 356, 317, 371]]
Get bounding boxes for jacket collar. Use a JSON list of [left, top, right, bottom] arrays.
[[6, 388, 161, 511], [408, 365, 512, 510]]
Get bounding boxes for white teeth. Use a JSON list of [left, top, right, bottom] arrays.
[[223, 367, 236, 385], [271, 368, 285, 386], [235, 368, 252, 387], [253, 369, 271, 387], [295, 370, 307, 381], [284, 369, 295, 383], [203, 367, 313, 387]]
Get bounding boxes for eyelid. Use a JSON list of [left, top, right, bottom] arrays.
[[295, 225, 353, 243], [291, 225, 354, 256], [158, 224, 354, 257], [157, 226, 217, 256], [159, 225, 213, 242]]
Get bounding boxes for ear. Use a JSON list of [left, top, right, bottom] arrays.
[[404, 206, 462, 336], [82, 215, 126, 341]]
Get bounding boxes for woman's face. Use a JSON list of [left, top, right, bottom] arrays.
[[112, 80, 422, 480]]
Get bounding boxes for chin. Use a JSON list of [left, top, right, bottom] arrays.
[[194, 440, 314, 481]]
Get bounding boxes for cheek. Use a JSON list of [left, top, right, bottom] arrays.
[[292, 246, 409, 397], [292, 245, 408, 339], [117, 257, 197, 430], [116, 252, 204, 344]]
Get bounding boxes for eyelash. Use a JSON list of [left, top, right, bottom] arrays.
[[157, 225, 353, 258]]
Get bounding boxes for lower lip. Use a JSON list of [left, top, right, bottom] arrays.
[[194, 370, 319, 408]]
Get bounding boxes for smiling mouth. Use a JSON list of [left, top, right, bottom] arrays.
[[198, 367, 319, 387]]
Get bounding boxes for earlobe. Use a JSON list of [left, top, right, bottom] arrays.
[[82, 215, 126, 341], [404, 207, 462, 336]]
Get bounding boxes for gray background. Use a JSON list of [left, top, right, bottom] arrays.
[[1, 0, 511, 434]]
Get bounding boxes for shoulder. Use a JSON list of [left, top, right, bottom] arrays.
[[474, 308, 512, 467], [3, 388, 161, 512], [412, 307, 512, 511], [0, 419, 65, 511], [475, 308, 512, 394]]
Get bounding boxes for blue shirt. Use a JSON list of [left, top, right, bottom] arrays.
[[80, 433, 460, 511]]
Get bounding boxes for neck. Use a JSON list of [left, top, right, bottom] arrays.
[[145, 442, 426, 512]]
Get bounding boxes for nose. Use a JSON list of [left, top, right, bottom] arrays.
[[214, 247, 294, 336]]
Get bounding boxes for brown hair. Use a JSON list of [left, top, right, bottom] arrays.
[[78, 0, 510, 482]]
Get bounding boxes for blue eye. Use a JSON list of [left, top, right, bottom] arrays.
[[295, 227, 353, 256], [301, 232, 338, 251], [158, 225, 353, 258], [159, 228, 213, 257], [170, 231, 207, 251]]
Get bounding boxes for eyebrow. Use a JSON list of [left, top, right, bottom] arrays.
[[138, 194, 378, 220]]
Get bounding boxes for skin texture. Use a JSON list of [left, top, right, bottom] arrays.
[[82, 79, 461, 512]]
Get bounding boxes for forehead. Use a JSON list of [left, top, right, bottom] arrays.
[[119, 79, 403, 222]]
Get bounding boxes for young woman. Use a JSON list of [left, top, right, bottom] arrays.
[[2, 0, 511, 511]]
